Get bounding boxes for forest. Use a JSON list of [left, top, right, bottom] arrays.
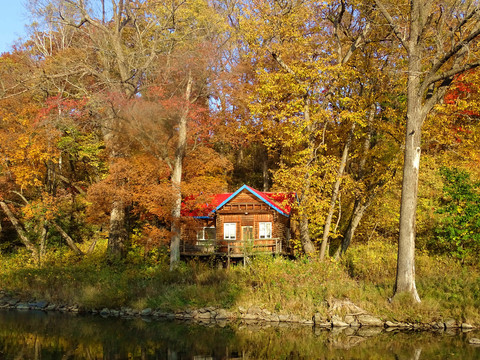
[[0, 0, 479, 314]]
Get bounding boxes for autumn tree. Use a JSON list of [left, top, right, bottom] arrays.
[[22, 0, 232, 264], [374, 0, 480, 301], [235, 0, 394, 256], [0, 51, 92, 262]]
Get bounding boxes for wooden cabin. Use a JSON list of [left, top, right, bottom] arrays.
[[180, 185, 294, 260]]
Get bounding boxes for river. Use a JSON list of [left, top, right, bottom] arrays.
[[0, 310, 478, 359]]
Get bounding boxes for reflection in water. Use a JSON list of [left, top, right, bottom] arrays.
[[0, 310, 479, 359]]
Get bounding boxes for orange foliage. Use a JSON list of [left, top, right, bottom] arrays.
[[0, 94, 60, 192]]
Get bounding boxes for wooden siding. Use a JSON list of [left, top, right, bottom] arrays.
[[181, 217, 215, 243], [181, 188, 292, 256]]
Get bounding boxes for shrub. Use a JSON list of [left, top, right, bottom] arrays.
[[433, 167, 480, 264]]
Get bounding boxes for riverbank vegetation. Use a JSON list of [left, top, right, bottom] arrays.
[[1, 0, 480, 319], [1, 238, 479, 324]]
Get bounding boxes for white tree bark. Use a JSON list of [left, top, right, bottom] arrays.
[[170, 72, 193, 269]]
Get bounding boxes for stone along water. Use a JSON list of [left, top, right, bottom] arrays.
[[0, 310, 479, 359]]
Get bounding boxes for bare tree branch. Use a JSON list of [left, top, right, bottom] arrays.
[[374, 0, 407, 51]]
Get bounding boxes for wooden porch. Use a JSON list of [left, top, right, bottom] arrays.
[[180, 238, 285, 266]]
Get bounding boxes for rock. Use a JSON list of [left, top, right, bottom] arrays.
[[242, 313, 259, 321], [288, 315, 302, 323], [357, 314, 383, 327], [328, 299, 367, 315], [317, 321, 332, 328], [331, 315, 349, 327], [29, 301, 49, 310], [100, 308, 110, 316], [215, 309, 229, 320], [267, 313, 279, 322], [344, 315, 356, 324], [278, 314, 289, 322], [16, 303, 30, 310], [444, 319, 459, 328], [175, 312, 185, 319], [238, 306, 247, 314], [461, 323, 474, 329], [344, 315, 360, 327], [468, 338, 480, 345], [247, 306, 262, 315], [385, 321, 398, 328], [431, 322, 445, 330], [8, 299, 19, 306], [314, 313, 332, 327], [263, 309, 272, 316], [46, 304, 57, 311], [141, 308, 152, 316], [197, 311, 212, 320], [313, 313, 325, 324], [110, 310, 120, 317]]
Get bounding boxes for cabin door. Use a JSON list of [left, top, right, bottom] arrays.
[[242, 226, 253, 241]]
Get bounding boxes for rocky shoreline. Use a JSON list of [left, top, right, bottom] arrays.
[[0, 291, 478, 332]]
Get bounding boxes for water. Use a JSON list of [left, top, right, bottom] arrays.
[[0, 310, 479, 359]]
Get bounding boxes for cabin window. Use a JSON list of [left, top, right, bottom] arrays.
[[259, 222, 272, 239], [224, 223, 236, 240], [197, 227, 216, 243]]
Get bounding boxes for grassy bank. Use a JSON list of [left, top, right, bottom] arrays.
[[1, 239, 479, 325]]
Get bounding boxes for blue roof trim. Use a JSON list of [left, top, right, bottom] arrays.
[[213, 184, 289, 217], [194, 216, 214, 220], [212, 184, 248, 213]]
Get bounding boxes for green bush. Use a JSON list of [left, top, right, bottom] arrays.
[[433, 167, 480, 263]]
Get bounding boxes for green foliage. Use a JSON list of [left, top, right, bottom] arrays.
[[433, 167, 480, 263]]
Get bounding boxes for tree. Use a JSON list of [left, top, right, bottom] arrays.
[[236, 0, 397, 257], [22, 0, 231, 264], [374, 0, 480, 301], [0, 52, 93, 261]]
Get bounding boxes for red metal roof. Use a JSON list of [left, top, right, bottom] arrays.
[[182, 185, 293, 218]]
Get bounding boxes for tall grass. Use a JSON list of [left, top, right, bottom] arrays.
[[0, 239, 479, 324]]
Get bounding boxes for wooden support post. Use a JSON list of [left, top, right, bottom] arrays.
[[227, 244, 231, 269]]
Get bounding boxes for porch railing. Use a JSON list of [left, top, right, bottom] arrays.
[[180, 238, 283, 256]]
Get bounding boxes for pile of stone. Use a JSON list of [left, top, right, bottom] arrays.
[[0, 291, 477, 331]]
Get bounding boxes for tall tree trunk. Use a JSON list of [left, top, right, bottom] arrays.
[[319, 123, 355, 260], [299, 211, 316, 255], [395, 115, 422, 301], [262, 146, 269, 192], [39, 222, 48, 263], [296, 173, 316, 256], [395, 2, 423, 301], [107, 200, 128, 259], [0, 201, 39, 262], [336, 197, 371, 257], [335, 104, 376, 258], [170, 73, 193, 269], [52, 222, 84, 256]]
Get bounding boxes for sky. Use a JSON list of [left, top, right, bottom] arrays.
[[0, 1, 28, 53]]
